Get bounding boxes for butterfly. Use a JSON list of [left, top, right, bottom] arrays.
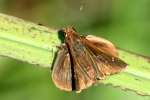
[[52, 27, 127, 92]]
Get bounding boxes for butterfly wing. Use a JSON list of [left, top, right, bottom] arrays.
[[68, 38, 103, 92], [83, 37, 127, 76], [71, 49, 96, 92], [85, 35, 118, 57], [96, 52, 127, 75], [52, 45, 72, 91]]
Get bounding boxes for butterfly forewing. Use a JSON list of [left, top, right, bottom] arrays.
[[65, 31, 108, 91], [68, 38, 97, 91], [52, 45, 72, 91]]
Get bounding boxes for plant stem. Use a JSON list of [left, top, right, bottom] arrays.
[[0, 13, 150, 95], [0, 13, 61, 67]]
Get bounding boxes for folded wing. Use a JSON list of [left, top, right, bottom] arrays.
[[52, 46, 72, 91]]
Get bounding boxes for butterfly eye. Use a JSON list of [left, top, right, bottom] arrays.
[[58, 29, 66, 43]]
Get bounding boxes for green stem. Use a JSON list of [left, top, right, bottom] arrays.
[[0, 13, 150, 95], [0, 13, 61, 67]]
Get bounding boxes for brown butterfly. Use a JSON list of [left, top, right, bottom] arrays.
[[52, 27, 127, 92]]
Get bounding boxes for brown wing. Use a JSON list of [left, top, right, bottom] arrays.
[[83, 37, 127, 76], [52, 45, 72, 91], [71, 49, 96, 92], [68, 39, 103, 92], [85, 35, 118, 57]]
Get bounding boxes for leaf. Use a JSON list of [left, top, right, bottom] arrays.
[[0, 13, 150, 95]]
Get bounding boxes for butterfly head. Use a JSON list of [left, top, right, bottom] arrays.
[[63, 27, 76, 37], [62, 27, 80, 43]]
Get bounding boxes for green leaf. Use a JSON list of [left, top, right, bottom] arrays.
[[0, 13, 150, 96]]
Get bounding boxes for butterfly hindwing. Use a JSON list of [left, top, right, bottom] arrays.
[[52, 45, 72, 91], [83, 37, 127, 76]]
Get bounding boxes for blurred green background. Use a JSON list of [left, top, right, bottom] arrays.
[[0, 0, 150, 100]]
